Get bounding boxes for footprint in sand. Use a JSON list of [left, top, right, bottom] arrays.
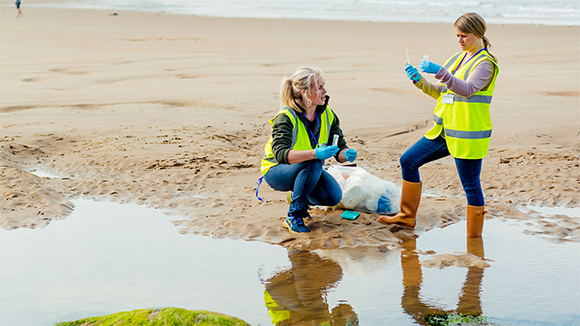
[[50, 68, 89, 75], [22, 77, 45, 82], [546, 91, 580, 97]]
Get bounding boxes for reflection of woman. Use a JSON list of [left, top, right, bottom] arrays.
[[260, 67, 357, 233], [263, 249, 358, 325], [379, 13, 499, 238], [399, 237, 486, 324]]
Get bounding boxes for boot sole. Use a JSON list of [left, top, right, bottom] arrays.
[[283, 220, 297, 233]]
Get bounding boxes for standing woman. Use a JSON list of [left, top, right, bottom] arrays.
[[260, 67, 358, 233], [379, 13, 499, 237]]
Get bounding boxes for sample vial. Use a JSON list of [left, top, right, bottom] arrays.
[[421, 55, 429, 71], [333, 134, 339, 146]]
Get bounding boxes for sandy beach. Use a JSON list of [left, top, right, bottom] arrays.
[[1, 2, 579, 249]]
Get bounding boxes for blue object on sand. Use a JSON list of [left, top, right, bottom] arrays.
[[341, 210, 360, 220]]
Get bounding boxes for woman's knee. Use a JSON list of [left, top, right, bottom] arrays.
[[399, 151, 421, 182], [294, 159, 323, 173], [399, 151, 414, 170], [308, 159, 324, 169]]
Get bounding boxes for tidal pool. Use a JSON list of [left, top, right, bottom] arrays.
[[1, 200, 578, 325], [27, 168, 71, 179]]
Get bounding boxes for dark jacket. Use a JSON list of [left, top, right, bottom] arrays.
[[271, 96, 348, 164]]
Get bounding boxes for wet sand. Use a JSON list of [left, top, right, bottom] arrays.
[[1, 3, 579, 249]]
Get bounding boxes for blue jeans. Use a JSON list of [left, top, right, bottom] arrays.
[[264, 160, 342, 217], [400, 136, 485, 206]]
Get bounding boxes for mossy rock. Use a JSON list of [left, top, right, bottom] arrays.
[[424, 313, 497, 326], [54, 307, 251, 326]]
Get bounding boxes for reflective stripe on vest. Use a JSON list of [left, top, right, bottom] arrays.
[[433, 113, 443, 125], [260, 106, 334, 175], [454, 94, 493, 103], [445, 129, 492, 139], [443, 52, 462, 70], [438, 86, 492, 103], [424, 50, 499, 159]]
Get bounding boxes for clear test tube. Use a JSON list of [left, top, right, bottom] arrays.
[[421, 55, 429, 71], [333, 134, 339, 146]]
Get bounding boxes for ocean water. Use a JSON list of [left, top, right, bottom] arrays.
[[30, 0, 579, 25]]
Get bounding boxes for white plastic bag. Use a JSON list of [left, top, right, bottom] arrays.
[[327, 165, 400, 215]]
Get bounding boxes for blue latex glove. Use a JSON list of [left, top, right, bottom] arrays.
[[315, 145, 339, 160], [344, 148, 357, 162], [419, 59, 442, 74], [405, 64, 421, 82]]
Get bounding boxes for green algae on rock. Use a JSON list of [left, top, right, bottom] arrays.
[[425, 313, 498, 326], [54, 307, 251, 326]]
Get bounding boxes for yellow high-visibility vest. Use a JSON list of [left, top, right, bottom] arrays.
[[264, 290, 291, 324], [261, 106, 334, 175], [425, 50, 499, 159]]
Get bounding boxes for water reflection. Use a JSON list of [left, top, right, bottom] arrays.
[[262, 237, 488, 325], [2, 199, 578, 325], [263, 249, 359, 325], [401, 236, 486, 324]]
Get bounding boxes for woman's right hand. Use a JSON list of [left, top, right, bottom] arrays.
[[405, 64, 421, 82], [315, 145, 339, 160]]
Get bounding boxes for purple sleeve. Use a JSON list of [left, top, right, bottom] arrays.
[[435, 60, 494, 97]]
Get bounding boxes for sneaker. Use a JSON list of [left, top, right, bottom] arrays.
[[283, 216, 310, 233]]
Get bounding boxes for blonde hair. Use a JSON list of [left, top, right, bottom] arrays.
[[455, 12, 497, 62], [279, 66, 324, 112]]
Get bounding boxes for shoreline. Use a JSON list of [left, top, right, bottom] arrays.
[[1, 5, 579, 248], [3, 0, 580, 26]]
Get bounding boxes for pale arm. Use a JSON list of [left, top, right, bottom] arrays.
[[287, 149, 317, 164]]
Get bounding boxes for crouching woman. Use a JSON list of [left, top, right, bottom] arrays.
[[260, 67, 357, 233]]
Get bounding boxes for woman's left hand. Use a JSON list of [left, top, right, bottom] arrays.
[[419, 59, 442, 74], [344, 148, 357, 162]]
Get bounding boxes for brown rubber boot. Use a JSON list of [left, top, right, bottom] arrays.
[[378, 180, 421, 228], [466, 205, 486, 238]]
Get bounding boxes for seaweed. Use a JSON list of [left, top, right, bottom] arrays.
[[425, 313, 499, 326], [54, 307, 251, 326]]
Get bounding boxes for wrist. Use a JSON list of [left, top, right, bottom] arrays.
[[435, 66, 444, 78]]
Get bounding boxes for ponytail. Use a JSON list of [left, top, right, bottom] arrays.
[[482, 35, 497, 62], [279, 76, 301, 112]]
